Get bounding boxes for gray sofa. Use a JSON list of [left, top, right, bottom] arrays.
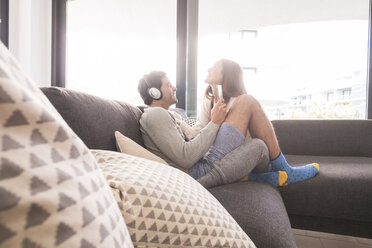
[[41, 86, 372, 248]]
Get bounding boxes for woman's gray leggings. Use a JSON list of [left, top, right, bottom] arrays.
[[197, 138, 270, 188]]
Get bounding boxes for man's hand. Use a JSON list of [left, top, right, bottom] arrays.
[[211, 98, 227, 126]]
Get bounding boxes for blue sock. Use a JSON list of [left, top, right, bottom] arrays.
[[271, 152, 319, 185], [248, 171, 288, 187]]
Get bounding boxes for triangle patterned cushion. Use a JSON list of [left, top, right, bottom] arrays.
[[91, 149, 256, 248], [0, 42, 133, 248]]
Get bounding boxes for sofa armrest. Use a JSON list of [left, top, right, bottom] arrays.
[[272, 119, 372, 157]]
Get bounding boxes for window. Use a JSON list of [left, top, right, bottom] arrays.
[[198, 0, 369, 119], [66, 0, 176, 105]]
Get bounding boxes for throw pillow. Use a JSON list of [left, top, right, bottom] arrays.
[[0, 42, 133, 248], [115, 131, 168, 165], [91, 149, 256, 248]]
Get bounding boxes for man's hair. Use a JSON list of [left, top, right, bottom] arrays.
[[138, 71, 166, 105]]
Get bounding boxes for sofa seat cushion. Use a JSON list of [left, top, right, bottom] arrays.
[[280, 155, 372, 222], [209, 181, 297, 248]]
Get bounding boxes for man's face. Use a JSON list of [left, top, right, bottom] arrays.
[[160, 76, 178, 107]]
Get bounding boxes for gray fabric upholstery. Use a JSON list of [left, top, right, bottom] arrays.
[[280, 155, 372, 238], [210, 181, 297, 248], [289, 214, 372, 240], [272, 120, 372, 157], [272, 120, 372, 238], [281, 155, 372, 221], [41, 87, 144, 150]]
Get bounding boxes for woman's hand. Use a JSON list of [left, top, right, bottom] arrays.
[[211, 98, 227, 126]]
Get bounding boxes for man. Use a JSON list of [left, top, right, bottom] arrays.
[[138, 71, 287, 188]]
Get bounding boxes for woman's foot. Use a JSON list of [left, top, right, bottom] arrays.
[[271, 152, 319, 184]]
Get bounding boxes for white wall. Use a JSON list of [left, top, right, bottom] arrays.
[[9, 0, 51, 87]]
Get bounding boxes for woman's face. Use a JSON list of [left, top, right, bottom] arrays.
[[204, 61, 223, 85]]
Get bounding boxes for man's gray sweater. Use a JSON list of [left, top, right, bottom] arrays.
[[139, 107, 219, 171]]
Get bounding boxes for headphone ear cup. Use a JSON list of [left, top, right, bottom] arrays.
[[148, 87, 162, 100]]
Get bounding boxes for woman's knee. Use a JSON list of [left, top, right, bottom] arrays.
[[250, 139, 269, 161], [250, 138, 267, 151], [235, 94, 261, 111]]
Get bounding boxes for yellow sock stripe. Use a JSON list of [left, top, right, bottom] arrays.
[[312, 163, 320, 171], [240, 175, 249, 182], [278, 171, 288, 186]]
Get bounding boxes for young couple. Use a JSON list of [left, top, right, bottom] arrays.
[[138, 59, 319, 188]]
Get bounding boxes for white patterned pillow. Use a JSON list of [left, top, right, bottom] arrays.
[[91, 149, 256, 248], [115, 131, 168, 165], [0, 42, 133, 248]]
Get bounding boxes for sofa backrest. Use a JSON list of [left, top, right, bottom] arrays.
[[41, 87, 144, 151], [41, 87, 372, 157], [272, 119, 372, 157]]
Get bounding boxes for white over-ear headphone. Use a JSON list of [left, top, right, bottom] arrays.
[[144, 76, 162, 100]]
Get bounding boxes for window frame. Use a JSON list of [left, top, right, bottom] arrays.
[[367, 0, 372, 118], [51, 0, 66, 87], [0, 0, 9, 48]]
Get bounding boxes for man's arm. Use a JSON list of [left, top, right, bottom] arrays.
[[140, 107, 219, 169]]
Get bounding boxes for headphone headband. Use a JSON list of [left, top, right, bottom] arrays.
[[143, 76, 151, 88]]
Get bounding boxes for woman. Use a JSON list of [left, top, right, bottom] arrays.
[[177, 59, 319, 187]]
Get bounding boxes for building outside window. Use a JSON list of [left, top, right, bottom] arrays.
[[343, 89, 351, 100], [327, 92, 335, 102]]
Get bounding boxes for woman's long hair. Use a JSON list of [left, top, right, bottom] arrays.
[[205, 59, 247, 106]]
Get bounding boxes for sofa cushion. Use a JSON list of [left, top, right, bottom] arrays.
[[272, 120, 372, 157], [280, 155, 372, 222], [91, 149, 256, 248], [209, 181, 297, 248], [0, 42, 133, 247], [115, 131, 168, 165], [41, 87, 144, 151]]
